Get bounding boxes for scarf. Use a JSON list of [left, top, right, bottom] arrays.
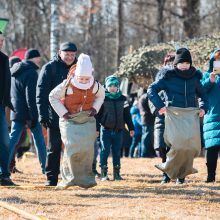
[[71, 75, 94, 90], [105, 90, 122, 99], [174, 66, 196, 79]]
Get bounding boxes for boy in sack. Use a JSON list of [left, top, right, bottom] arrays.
[[49, 53, 105, 189], [96, 75, 134, 181]]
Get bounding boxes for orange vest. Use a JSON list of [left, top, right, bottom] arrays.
[[64, 83, 95, 114]]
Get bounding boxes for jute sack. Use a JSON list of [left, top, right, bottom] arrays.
[[58, 112, 97, 189], [155, 107, 201, 179]]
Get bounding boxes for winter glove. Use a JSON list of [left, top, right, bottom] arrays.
[[88, 107, 97, 117], [40, 119, 51, 129], [27, 120, 38, 129]]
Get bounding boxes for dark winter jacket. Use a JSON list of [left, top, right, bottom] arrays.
[[96, 94, 134, 131], [148, 67, 208, 150], [147, 67, 208, 111], [138, 93, 155, 126], [0, 51, 13, 110], [201, 48, 220, 148], [10, 60, 39, 121], [36, 55, 77, 129]]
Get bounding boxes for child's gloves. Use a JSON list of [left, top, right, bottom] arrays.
[[88, 107, 97, 117], [63, 112, 72, 120]]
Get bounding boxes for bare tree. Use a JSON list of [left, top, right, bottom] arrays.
[[50, 0, 59, 58], [156, 0, 166, 42], [182, 0, 200, 38], [116, 0, 124, 66]]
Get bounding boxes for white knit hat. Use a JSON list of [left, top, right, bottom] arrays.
[[75, 53, 93, 76]]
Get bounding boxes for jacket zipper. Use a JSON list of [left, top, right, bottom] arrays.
[[113, 102, 117, 130], [185, 80, 188, 107]]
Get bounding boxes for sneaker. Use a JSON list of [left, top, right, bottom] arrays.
[[161, 173, 170, 184], [176, 178, 185, 184], [92, 169, 101, 178], [0, 178, 18, 186], [45, 181, 57, 186], [100, 166, 109, 181]]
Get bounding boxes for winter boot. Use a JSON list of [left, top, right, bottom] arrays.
[[206, 163, 216, 183], [101, 165, 109, 181], [176, 178, 185, 184], [113, 165, 123, 181], [92, 163, 101, 178], [161, 173, 170, 184]]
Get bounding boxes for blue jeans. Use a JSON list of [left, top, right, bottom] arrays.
[[141, 125, 155, 157], [0, 105, 10, 178], [100, 127, 123, 167], [9, 120, 47, 173], [129, 134, 142, 157]]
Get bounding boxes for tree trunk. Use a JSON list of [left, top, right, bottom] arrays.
[[182, 0, 200, 38], [157, 0, 166, 43], [50, 0, 59, 58], [116, 0, 124, 67]]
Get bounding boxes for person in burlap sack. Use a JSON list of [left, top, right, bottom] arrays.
[[49, 53, 105, 189], [147, 48, 208, 184]]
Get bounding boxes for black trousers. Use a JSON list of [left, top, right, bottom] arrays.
[[206, 145, 220, 174], [45, 127, 62, 184]]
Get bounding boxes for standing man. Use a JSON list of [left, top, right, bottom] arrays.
[[9, 49, 47, 174], [0, 31, 16, 186], [37, 42, 77, 186]]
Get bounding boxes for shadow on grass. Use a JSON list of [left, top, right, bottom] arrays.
[[0, 197, 93, 207], [74, 184, 220, 203]]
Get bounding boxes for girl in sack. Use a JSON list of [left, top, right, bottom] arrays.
[[147, 48, 208, 184], [49, 53, 105, 189]]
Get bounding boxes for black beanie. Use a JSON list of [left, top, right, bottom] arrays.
[[173, 48, 192, 66], [9, 56, 21, 68], [60, 42, 77, 52], [25, 48, 41, 60]]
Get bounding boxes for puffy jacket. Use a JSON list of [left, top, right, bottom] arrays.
[[96, 94, 134, 131], [147, 67, 208, 111], [10, 60, 39, 121], [36, 54, 77, 129], [201, 48, 220, 148]]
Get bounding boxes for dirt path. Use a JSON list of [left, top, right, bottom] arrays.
[[0, 156, 219, 220]]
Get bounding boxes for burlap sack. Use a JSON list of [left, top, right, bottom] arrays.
[[58, 112, 97, 189], [155, 107, 201, 179]]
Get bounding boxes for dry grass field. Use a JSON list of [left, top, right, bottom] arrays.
[[0, 154, 220, 220]]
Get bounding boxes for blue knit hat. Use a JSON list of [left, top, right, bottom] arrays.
[[105, 75, 120, 88]]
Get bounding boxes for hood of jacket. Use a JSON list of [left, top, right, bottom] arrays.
[[207, 48, 220, 73], [10, 60, 39, 77]]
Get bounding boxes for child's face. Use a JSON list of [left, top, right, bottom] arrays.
[[177, 62, 190, 70], [76, 76, 91, 84], [107, 85, 118, 93]]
